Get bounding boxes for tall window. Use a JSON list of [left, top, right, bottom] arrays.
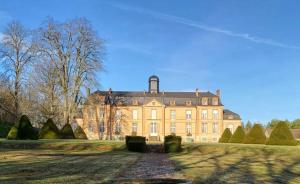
[[88, 108, 94, 119], [115, 109, 121, 120], [151, 109, 157, 119], [133, 110, 138, 120], [132, 122, 137, 132], [186, 110, 192, 120], [115, 120, 121, 133], [212, 122, 218, 133], [150, 122, 157, 135], [99, 122, 105, 133], [170, 122, 176, 134], [213, 110, 218, 120], [99, 108, 104, 119], [88, 122, 94, 132], [201, 110, 208, 119], [186, 122, 192, 135], [202, 122, 208, 133], [170, 110, 176, 120]]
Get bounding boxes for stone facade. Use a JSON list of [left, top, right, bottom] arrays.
[[80, 75, 242, 142]]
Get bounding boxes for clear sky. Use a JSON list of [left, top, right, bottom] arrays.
[[1, 0, 300, 124]]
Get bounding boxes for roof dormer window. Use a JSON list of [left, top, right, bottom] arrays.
[[212, 97, 218, 105], [202, 97, 208, 105], [186, 101, 192, 106]]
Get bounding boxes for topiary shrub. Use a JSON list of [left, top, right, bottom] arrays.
[[6, 126, 18, 140], [125, 136, 146, 152], [17, 115, 39, 140], [0, 121, 12, 138], [164, 135, 182, 153], [266, 121, 297, 146], [39, 119, 60, 139], [219, 128, 232, 143], [229, 126, 245, 143], [60, 123, 75, 139], [243, 124, 266, 144], [74, 126, 87, 139]]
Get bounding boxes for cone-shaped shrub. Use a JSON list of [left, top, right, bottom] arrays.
[[17, 115, 38, 140], [74, 126, 87, 139], [219, 128, 232, 143], [7, 126, 18, 140], [266, 121, 297, 146], [243, 124, 266, 144], [39, 119, 60, 139], [60, 124, 75, 139], [229, 126, 245, 143]]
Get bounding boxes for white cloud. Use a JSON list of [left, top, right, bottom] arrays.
[[110, 3, 300, 49]]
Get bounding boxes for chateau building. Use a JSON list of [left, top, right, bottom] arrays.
[[82, 75, 241, 142]]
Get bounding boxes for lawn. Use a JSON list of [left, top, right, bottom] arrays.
[[169, 143, 300, 184], [0, 139, 141, 184]]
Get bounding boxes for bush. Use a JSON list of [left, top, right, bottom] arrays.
[[266, 121, 297, 146], [229, 126, 245, 143], [6, 126, 18, 140], [125, 136, 146, 152], [74, 126, 87, 139], [60, 124, 75, 139], [39, 119, 60, 139], [243, 124, 266, 144], [17, 115, 38, 140], [0, 121, 12, 138], [219, 128, 232, 143], [164, 135, 181, 153]]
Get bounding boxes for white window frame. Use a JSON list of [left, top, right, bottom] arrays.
[[201, 110, 208, 119], [150, 121, 157, 136], [133, 109, 138, 120], [213, 109, 218, 120], [202, 122, 208, 133], [151, 109, 157, 120], [170, 110, 176, 120], [186, 110, 192, 120], [212, 122, 218, 133]]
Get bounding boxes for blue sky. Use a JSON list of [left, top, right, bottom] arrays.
[[1, 0, 300, 124]]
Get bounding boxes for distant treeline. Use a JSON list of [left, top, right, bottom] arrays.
[[244, 119, 300, 129]]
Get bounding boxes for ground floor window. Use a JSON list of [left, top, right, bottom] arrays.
[[150, 122, 157, 136], [170, 122, 176, 134], [202, 122, 208, 133], [186, 122, 192, 135], [88, 122, 94, 132], [212, 122, 218, 133], [132, 122, 137, 133], [99, 121, 105, 133], [115, 120, 122, 134]]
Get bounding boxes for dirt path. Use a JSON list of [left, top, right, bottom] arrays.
[[114, 153, 190, 183]]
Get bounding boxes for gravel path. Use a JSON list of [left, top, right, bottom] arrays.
[[117, 153, 186, 180]]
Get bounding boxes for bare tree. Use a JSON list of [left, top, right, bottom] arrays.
[[0, 21, 36, 119], [37, 17, 104, 125]]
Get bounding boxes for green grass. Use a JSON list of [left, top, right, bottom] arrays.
[[0, 139, 140, 183], [169, 143, 300, 184]]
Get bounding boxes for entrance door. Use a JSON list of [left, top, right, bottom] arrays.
[[150, 122, 157, 136]]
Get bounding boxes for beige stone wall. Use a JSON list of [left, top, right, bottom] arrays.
[[81, 98, 242, 142]]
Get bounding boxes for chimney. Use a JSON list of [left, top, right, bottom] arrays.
[[216, 89, 221, 97], [195, 88, 199, 97]]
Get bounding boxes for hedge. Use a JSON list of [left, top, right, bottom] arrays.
[[125, 136, 146, 152], [60, 124, 75, 139], [17, 115, 39, 140], [243, 124, 266, 144], [219, 128, 232, 143], [39, 119, 60, 139], [6, 126, 18, 140], [266, 121, 297, 146], [74, 126, 87, 139], [0, 121, 12, 138], [164, 135, 181, 153], [229, 126, 245, 143]]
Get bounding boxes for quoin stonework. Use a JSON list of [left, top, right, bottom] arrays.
[[81, 75, 242, 142]]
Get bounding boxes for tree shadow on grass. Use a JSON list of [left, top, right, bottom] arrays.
[[0, 148, 140, 184]]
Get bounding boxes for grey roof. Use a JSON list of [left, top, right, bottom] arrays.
[[223, 109, 241, 120], [86, 90, 223, 106]]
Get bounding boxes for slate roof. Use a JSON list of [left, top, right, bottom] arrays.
[[223, 109, 241, 120], [88, 90, 223, 106]]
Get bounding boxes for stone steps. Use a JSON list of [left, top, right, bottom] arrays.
[[146, 144, 164, 153]]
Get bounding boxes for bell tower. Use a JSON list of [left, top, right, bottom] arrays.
[[148, 75, 159, 94]]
